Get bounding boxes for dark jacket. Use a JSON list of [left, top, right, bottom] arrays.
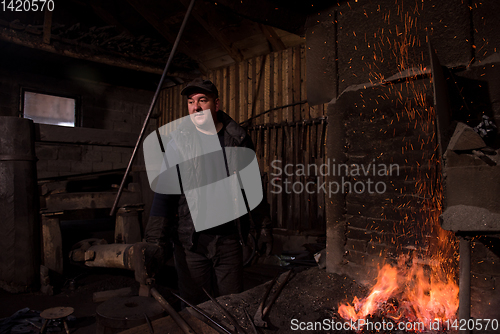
[[146, 110, 264, 250]]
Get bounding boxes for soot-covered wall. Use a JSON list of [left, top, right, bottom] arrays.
[[305, 0, 500, 323]]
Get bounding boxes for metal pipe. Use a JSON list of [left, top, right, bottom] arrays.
[[458, 236, 471, 334], [82, 244, 134, 269], [150, 288, 196, 334], [110, 0, 197, 216]]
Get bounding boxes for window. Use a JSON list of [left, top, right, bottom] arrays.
[[23, 91, 77, 127]]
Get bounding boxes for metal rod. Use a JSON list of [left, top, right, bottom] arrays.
[[245, 115, 326, 130], [240, 100, 308, 126], [458, 236, 471, 334], [150, 288, 196, 334], [255, 275, 277, 319], [262, 269, 292, 317], [110, 0, 197, 216], [203, 288, 246, 334], [172, 292, 233, 334], [243, 308, 259, 334], [144, 312, 154, 334]]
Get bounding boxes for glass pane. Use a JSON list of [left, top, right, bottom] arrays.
[[24, 92, 75, 127]]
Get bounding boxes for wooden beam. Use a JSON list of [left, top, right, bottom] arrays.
[[211, 0, 306, 35], [41, 216, 63, 275], [178, 0, 244, 62], [43, 7, 52, 44], [259, 24, 286, 52], [43, 191, 140, 211], [89, 0, 132, 35], [35, 123, 137, 147], [125, 0, 207, 72], [0, 27, 176, 75]]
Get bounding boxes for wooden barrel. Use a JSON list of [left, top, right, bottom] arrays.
[[0, 116, 39, 293]]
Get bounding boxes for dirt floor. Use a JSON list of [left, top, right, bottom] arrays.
[[193, 266, 367, 334], [0, 263, 367, 334]]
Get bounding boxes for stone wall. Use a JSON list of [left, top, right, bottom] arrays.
[[35, 142, 132, 179], [0, 65, 155, 179]]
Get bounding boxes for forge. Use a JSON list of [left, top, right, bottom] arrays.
[[319, 8, 500, 334], [1, 1, 499, 334]]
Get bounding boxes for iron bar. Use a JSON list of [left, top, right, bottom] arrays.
[[172, 292, 233, 334], [203, 288, 246, 334], [458, 236, 471, 334], [240, 100, 308, 126], [150, 288, 196, 334], [110, 0, 197, 216]]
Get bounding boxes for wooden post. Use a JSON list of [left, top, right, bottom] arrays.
[[43, 8, 52, 44], [41, 215, 63, 275]]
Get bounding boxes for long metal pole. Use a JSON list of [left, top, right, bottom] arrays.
[[172, 292, 233, 334], [110, 0, 197, 216], [151, 288, 196, 334], [458, 236, 471, 334]]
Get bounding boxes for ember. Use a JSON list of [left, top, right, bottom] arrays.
[[338, 256, 458, 332]]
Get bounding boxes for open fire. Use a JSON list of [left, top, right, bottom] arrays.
[[338, 256, 459, 332]]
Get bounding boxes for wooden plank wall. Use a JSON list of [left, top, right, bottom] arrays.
[[157, 45, 329, 233]]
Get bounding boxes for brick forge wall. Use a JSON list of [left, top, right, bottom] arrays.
[[327, 76, 445, 285], [327, 68, 500, 324]]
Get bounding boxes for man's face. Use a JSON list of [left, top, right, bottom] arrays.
[[187, 92, 219, 128]]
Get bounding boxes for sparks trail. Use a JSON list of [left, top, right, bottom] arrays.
[[338, 0, 459, 330]]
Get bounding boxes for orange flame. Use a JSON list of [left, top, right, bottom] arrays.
[[338, 257, 459, 331]]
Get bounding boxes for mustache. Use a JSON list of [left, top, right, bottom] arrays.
[[192, 109, 209, 115]]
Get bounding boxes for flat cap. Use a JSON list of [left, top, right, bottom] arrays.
[[181, 78, 219, 98]]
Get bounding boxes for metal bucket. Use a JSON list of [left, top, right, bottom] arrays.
[[0, 116, 39, 293]]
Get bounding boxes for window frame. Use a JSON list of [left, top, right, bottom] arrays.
[[20, 87, 82, 127]]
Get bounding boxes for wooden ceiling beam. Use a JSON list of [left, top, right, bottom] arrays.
[[259, 24, 286, 52], [0, 26, 196, 77], [178, 0, 244, 63], [211, 0, 306, 35], [43, 7, 52, 44], [125, 0, 207, 73], [88, 0, 132, 35]]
